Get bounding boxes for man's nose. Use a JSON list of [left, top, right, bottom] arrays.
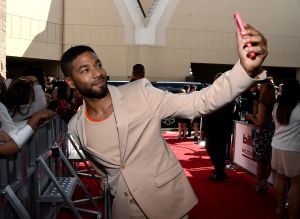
[[92, 67, 104, 78]]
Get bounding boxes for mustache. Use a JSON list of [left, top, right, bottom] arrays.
[[91, 76, 107, 85]]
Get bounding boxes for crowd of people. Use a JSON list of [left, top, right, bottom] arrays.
[[235, 77, 300, 219], [0, 71, 83, 155], [0, 21, 299, 219]]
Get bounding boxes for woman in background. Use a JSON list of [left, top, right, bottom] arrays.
[[6, 76, 47, 121], [271, 79, 300, 219], [0, 76, 55, 154], [176, 85, 190, 140], [245, 80, 276, 192]]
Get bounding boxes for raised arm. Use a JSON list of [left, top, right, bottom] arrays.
[[140, 24, 268, 119], [0, 102, 55, 150]]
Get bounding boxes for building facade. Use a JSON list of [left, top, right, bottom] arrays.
[[3, 0, 300, 82]]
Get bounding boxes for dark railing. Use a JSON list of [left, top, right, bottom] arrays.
[[0, 116, 68, 218]]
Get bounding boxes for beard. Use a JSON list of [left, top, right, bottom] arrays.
[[74, 77, 108, 99]]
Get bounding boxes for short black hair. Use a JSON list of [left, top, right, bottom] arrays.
[[6, 78, 33, 115], [60, 45, 95, 77], [132, 64, 145, 77]]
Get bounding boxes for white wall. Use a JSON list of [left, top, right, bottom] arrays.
[[166, 0, 300, 69], [5, 0, 300, 81], [6, 0, 63, 60]]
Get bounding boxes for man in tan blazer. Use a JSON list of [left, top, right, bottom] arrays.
[[61, 24, 268, 219]]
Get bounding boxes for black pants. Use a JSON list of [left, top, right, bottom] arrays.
[[205, 132, 231, 175]]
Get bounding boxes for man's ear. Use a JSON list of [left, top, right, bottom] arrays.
[[64, 77, 76, 89]]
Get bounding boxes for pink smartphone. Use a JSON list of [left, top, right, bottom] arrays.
[[233, 12, 255, 59]]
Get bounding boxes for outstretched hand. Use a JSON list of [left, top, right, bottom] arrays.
[[27, 109, 56, 130], [236, 24, 268, 77]]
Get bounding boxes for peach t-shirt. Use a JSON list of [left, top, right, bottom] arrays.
[[84, 111, 120, 163]]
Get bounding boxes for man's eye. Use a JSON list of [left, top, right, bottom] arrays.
[[81, 68, 88, 73]]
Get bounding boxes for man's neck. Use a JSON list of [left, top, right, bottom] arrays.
[[84, 92, 113, 121]]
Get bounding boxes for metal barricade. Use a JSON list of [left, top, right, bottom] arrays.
[[0, 116, 68, 218], [0, 115, 107, 218]]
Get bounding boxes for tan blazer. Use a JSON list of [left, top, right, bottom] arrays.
[[68, 62, 266, 219]]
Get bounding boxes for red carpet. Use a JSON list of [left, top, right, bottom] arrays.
[[163, 131, 280, 219], [59, 131, 281, 219]]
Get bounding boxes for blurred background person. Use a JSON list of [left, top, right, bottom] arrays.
[[0, 77, 55, 154], [245, 79, 276, 192], [190, 84, 201, 142], [176, 84, 193, 140], [6, 76, 47, 122], [271, 79, 300, 219], [184, 84, 192, 138], [176, 87, 189, 140], [202, 73, 236, 181], [237, 84, 259, 123], [0, 109, 54, 155], [130, 63, 145, 82], [23, 66, 47, 91], [47, 80, 82, 122]]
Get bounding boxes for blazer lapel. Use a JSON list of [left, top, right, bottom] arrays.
[[108, 85, 129, 163]]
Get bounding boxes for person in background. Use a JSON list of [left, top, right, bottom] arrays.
[[23, 66, 47, 91], [69, 88, 84, 114], [6, 76, 47, 122], [245, 79, 276, 192], [0, 77, 55, 154], [47, 80, 81, 123], [271, 79, 300, 219], [0, 74, 55, 155], [176, 87, 189, 140], [183, 84, 193, 138], [130, 64, 145, 82], [0, 109, 55, 155], [237, 84, 259, 123], [202, 73, 236, 181], [190, 85, 201, 141]]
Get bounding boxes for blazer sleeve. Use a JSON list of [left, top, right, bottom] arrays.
[[141, 61, 266, 120]]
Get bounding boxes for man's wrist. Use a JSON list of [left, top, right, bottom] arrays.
[[239, 61, 266, 80], [246, 67, 264, 78]]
